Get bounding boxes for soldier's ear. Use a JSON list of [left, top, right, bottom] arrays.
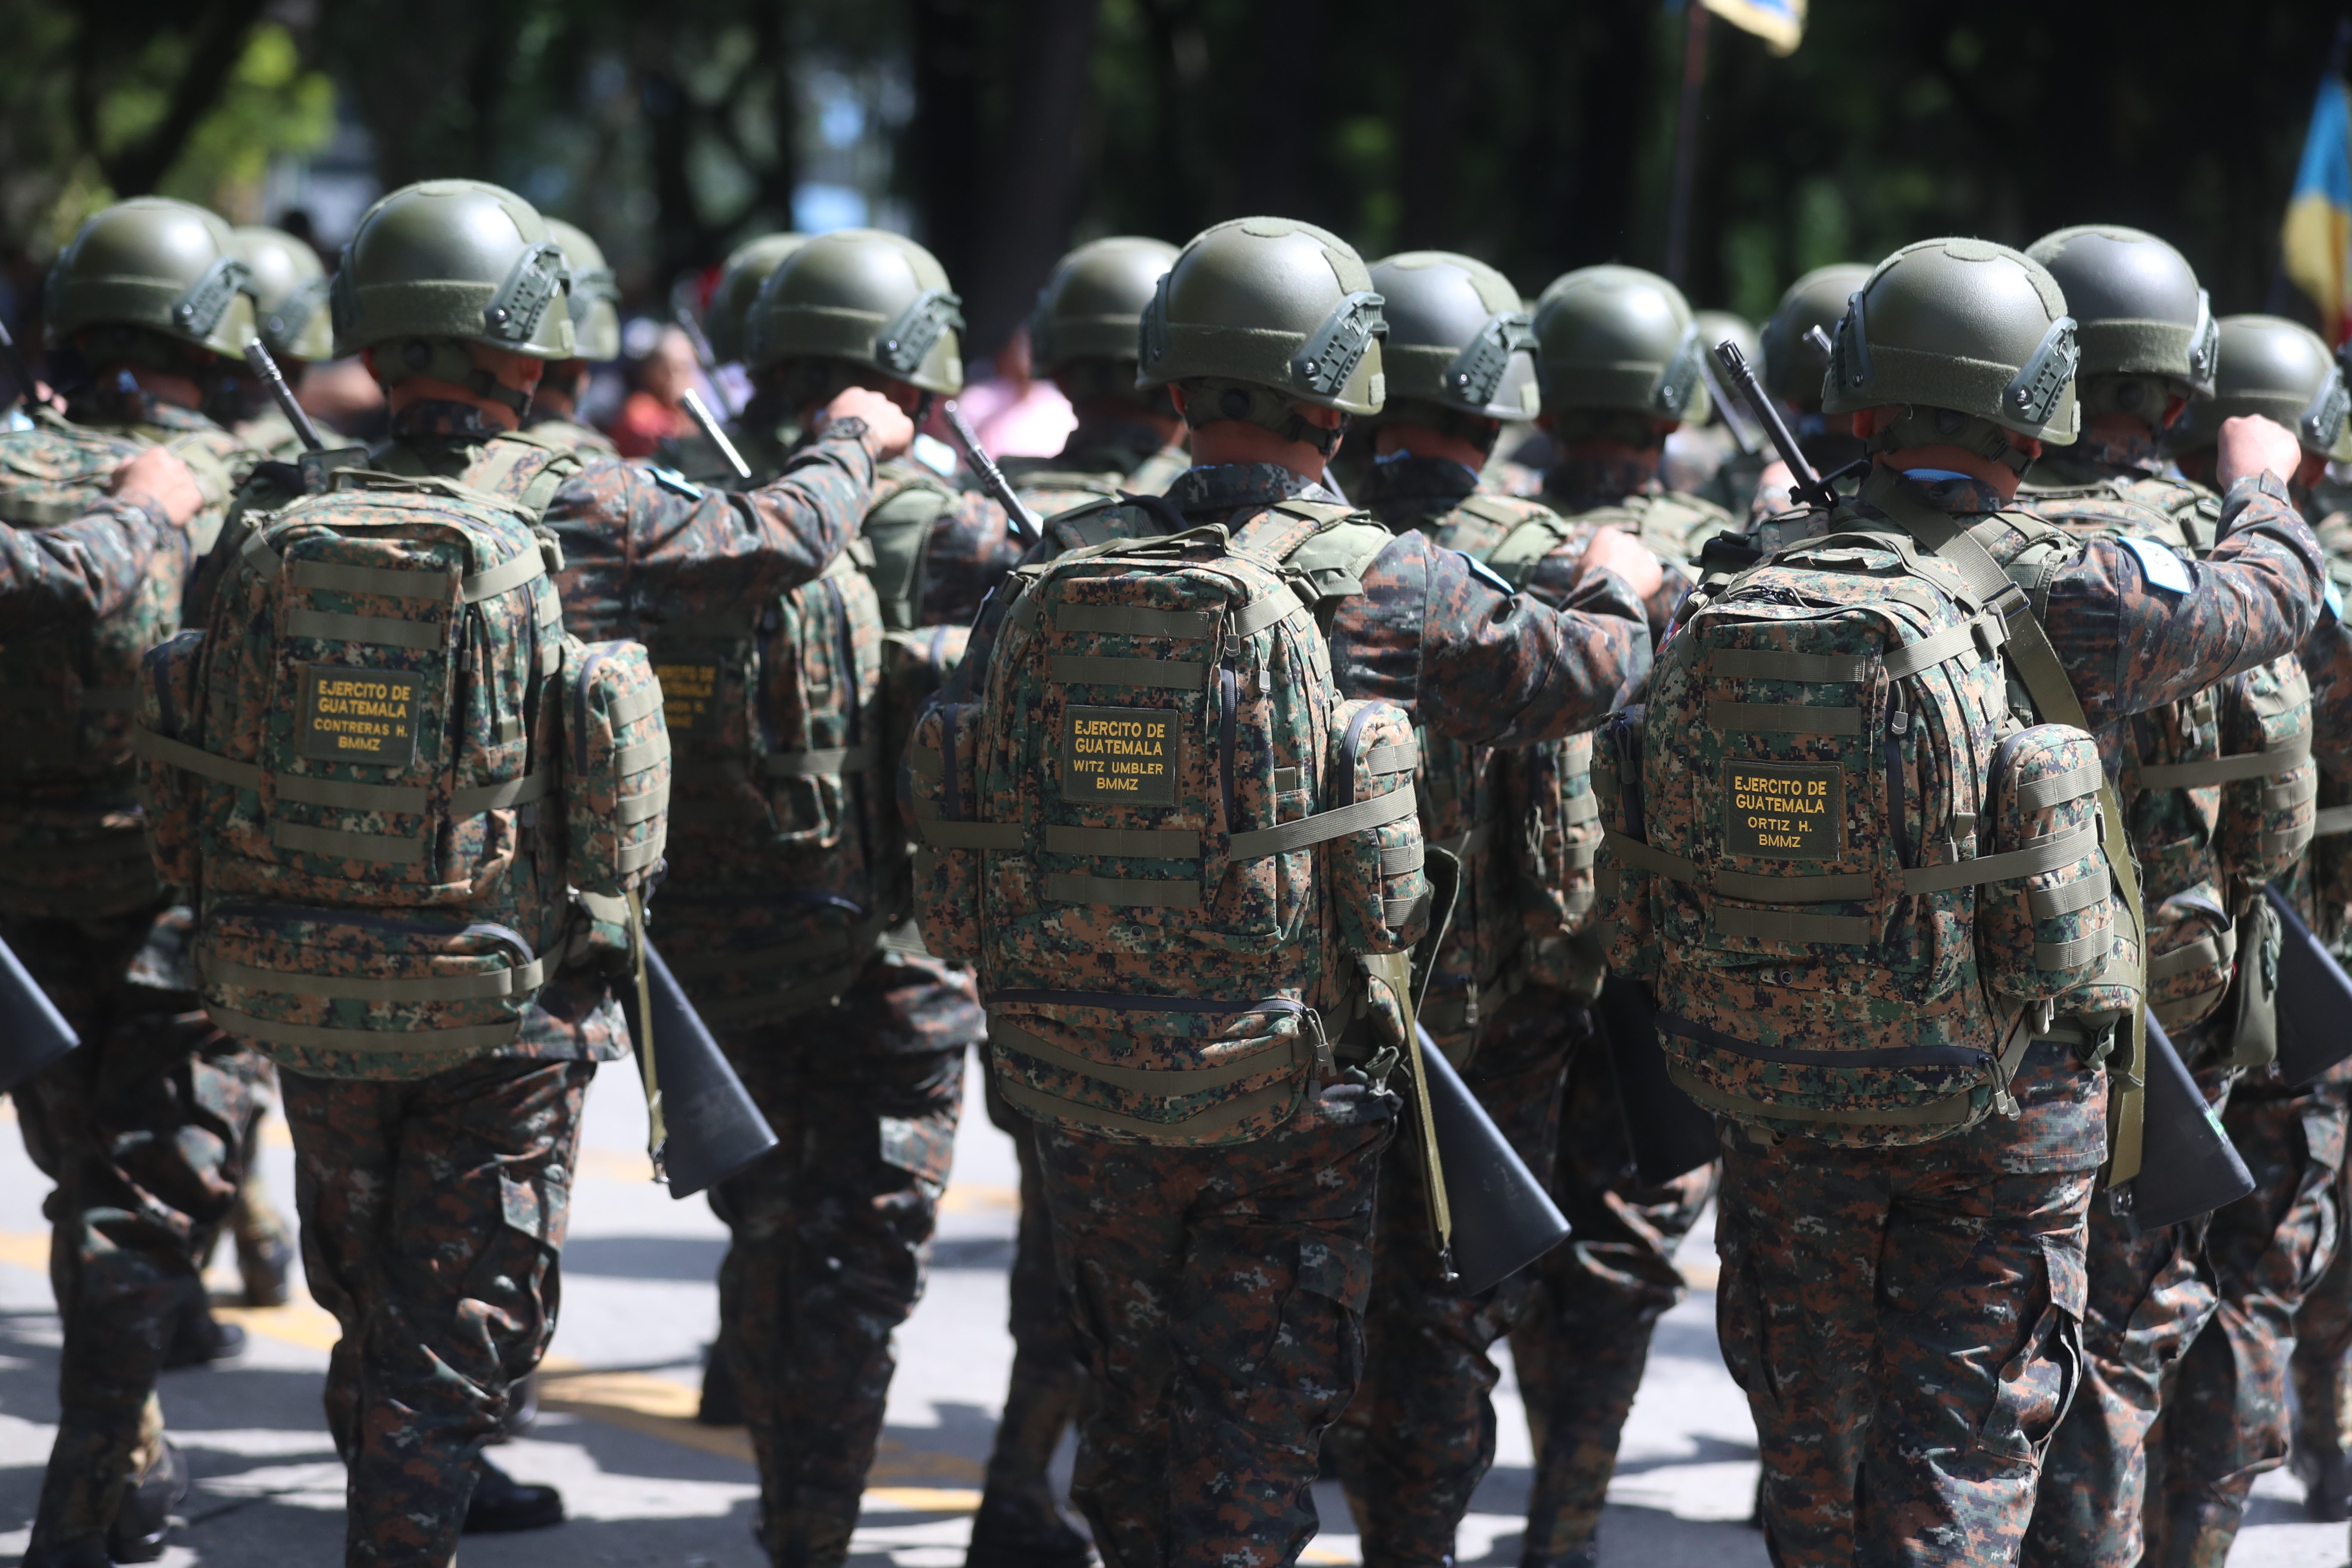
[[1168, 384, 1189, 419]]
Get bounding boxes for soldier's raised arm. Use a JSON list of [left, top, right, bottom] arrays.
[[543, 386, 907, 639], [0, 444, 200, 629]]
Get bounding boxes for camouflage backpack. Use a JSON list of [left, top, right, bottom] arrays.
[[1407, 492, 1605, 1057], [0, 405, 249, 917], [643, 545, 894, 1028], [1599, 519, 2135, 1149], [2028, 486, 2315, 1046], [911, 499, 1429, 1145], [134, 464, 668, 1080]]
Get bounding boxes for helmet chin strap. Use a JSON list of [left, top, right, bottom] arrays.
[[1866, 404, 2036, 475], [1181, 378, 1347, 457], [383, 338, 534, 416]]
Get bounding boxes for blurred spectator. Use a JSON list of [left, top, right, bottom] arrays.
[[936, 326, 1074, 457], [611, 323, 701, 456]]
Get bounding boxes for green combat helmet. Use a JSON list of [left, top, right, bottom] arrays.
[[704, 233, 808, 365], [47, 196, 258, 361], [2171, 315, 2352, 462], [1135, 215, 1386, 456], [543, 217, 622, 362], [1821, 237, 2081, 469], [1365, 250, 1538, 434], [329, 178, 576, 410], [1760, 263, 1872, 409], [744, 227, 964, 403], [1030, 234, 1179, 403], [1531, 264, 1710, 439], [2025, 225, 2215, 420], [232, 226, 333, 362]]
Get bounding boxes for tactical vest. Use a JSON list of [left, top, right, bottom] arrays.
[[1600, 490, 2146, 1160], [0, 405, 250, 917], [1002, 443, 1191, 523], [1543, 489, 1731, 566], [913, 497, 1429, 1145], [2025, 478, 2315, 1054], [135, 436, 669, 1080], [1378, 490, 1605, 1059]]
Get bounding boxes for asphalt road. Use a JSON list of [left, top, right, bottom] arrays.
[[0, 1057, 2343, 1565]]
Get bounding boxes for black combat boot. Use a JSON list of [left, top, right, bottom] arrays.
[[964, 1485, 1096, 1568], [462, 1456, 566, 1533], [160, 1300, 246, 1369], [104, 1438, 189, 1563], [2303, 1446, 2352, 1522]]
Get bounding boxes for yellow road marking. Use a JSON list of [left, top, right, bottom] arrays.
[[940, 1182, 1017, 1215]]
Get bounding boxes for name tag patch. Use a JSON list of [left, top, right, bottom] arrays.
[[1062, 704, 1179, 805], [299, 665, 421, 766], [1725, 760, 1841, 859], [655, 662, 720, 734]]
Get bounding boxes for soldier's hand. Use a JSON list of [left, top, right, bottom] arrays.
[[110, 448, 205, 529], [2217, 414, 2303, 490], [815, 388, 914, 462], [1581, 526, 1665, 600]]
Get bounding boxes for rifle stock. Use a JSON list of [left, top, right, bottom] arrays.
[[1416, 1023, 1573, 1295], [619, 935, 781, 1199], [2267, 882, 2352, 1086], [2123, 1012, 2255, 1230]]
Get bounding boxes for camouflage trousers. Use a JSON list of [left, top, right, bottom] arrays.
[[711, 953, 973, 1561], [1510, 1012, 1716, 1560], [281, 1053, 592, 1568], [2291, 1155, 2352, 1464], [1715, 1047, 2098, 1567], [9, 910, 262, 1559], [1038, 1097, 1394, 1568], [2143, 1084, 2348, 1567], [2018, 1071, 2230, 1568], [978, 1069, 1086, 1505], [1330, 986, 1576, 1566]]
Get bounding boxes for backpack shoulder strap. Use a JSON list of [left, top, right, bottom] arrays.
[[463, 433, 582, 520], [1266, 511, 1392, 605]]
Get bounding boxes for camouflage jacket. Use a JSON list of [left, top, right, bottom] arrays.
[[999, 422, 1189, 521], [0, 493, 192, 632], [520, 407, 621, 460], [1536, 462, 1726, 643]]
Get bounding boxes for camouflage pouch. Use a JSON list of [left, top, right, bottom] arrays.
[[972, 500, 1403, 1145], [1975, 724, 2117, 1003], [2144, 883, 2237, 1032], [139, 470, 571, 1078], [558, 638, 670, 896], [1507, 732, 1603, 995], [134, 629, 207, 889], [1592, 705, 1661, 982], [908, 698, 989, 962], [2211, 656, 2316, 882], [1324, 699, 1429, 956]]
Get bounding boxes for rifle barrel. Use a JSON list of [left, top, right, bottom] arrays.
[[680, 389, 752, 482], [941, 401, 1044, 544], [1711, 340, 1834, 511], [242, 341, 325, 453]]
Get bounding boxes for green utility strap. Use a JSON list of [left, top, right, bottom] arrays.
[[1227, 785, 1418, 860], [991, 1018, 1306, 1092], [1366, 950, 1454, 1281]]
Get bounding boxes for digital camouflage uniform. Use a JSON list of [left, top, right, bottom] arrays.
[[2141, 475, 2352, 1565], [657, 375, 1021, 1560], [3, 370, 266, 1565], [193, 381, 884, 1567], [2012, 426, 2246, 1567], [519, 407, 619, 459], [1321, 452, 1612, 1564], [1514, 441, 1726, 1564], [1714, 459, 2321, 1568], [979, 458, 1649, 1568]]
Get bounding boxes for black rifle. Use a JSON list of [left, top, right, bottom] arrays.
[[242, 340, 326, 453], [0, 932, 80, 1093], [940, 401, 1044, 544], [0, 318, 45, 413], [1595, 974, 1722, 1185], [617, 934, 781, 1199], [2123, 1012, 2255, 1230], [1417, 1023, 1574, 1295], [1709, 339, 1840, 511], [2266, 882, 2352, 1085]]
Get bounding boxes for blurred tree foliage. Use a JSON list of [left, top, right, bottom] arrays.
[[2, 0, 2342, 352]]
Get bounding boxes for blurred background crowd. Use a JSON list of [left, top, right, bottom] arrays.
[[0, 0, 2347, 465]]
